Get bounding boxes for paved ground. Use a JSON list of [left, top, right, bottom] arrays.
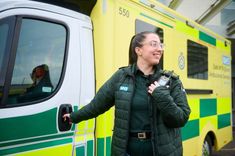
[[212, 129, 235, 156]]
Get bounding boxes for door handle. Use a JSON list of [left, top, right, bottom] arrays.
[[58, 104, 72, 131]]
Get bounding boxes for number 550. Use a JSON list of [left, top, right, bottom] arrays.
[[119, 7, 129, 17]]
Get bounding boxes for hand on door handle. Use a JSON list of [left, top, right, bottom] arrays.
[[63, 113, 72, 124], [58, 104, 72, 131]]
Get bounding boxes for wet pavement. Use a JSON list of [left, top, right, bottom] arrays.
[[212, 129, 235, 156]]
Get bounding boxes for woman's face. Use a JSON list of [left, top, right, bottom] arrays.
[[136, 33, 163, 66]]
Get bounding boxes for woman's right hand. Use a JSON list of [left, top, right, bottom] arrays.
[[63, 113, 72, 124], [148, 81, 160, 94]]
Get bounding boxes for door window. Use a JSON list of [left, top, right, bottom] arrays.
[[6, 18, 67, 105]]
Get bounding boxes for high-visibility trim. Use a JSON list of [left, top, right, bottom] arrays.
[[97, 138, 104, 156], [200, 98, 217, 117], [106, 137, 111, 156], [218, 113, 231, 129], [76, 145, 85, 156], [217, 98, 231, 115], [0, 138, 72, 156], [0, 108, 58, 142], [188, 98, 200, 120], [200, 115, 217, 132], [216, 39, 230, 51], [14, 143, 72, 156], [140, 13, 173, 28], [76, 121, 87, 135], [95, 137, 111, 156], [181, 119, 199, 141], [138, 0, 175, 19], [87, 140, 94, 156], [183, 97, 232, 142], [199, 31, 216, 46], [0, 132, 73, 148], [96, 110, 114, 137], [74, 138, 94, 156], [175, 20, 198, 38]]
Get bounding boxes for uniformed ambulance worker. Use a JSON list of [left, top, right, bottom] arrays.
[[63, 31, 191, 156]]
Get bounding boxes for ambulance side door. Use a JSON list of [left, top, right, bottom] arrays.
[[0, 6, 85, 155]]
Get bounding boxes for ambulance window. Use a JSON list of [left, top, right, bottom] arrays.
[[135, 19, 164, 42], [135, 19, 163, 68], [6, 18, 66, 105], [187, 40, 208, 80]]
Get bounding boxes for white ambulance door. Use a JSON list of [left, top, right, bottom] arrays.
[[0, 3, 90, 155], [72, 22, 96, 156]]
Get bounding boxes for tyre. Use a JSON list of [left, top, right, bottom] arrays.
[[202, 135, 212, 156]]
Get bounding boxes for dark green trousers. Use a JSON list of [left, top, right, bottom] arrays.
[[127, 137, 153, 156]]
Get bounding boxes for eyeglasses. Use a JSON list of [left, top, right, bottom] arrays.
[[142, 41, 165, 49]]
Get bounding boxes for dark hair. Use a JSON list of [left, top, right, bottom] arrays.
[[129, 31, 157, 64]]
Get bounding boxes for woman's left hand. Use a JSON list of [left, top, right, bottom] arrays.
[[148, 81, 160, 94]]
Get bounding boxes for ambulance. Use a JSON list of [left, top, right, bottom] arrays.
[[0, 0, 232, 156]]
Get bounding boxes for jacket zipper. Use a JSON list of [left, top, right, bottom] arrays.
[[148, 75, 160, 156], [124, 74, 135, 155]]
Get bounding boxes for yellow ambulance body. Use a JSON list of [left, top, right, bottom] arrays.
[[0, 0, 232, 156]]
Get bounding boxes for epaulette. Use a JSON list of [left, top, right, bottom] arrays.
[[160, 70, 179, 79], [119, 65, 130, 69], [119, 65, 133, 76]]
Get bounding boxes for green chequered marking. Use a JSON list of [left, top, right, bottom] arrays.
[[0, 138, 72, 155], [199, 31, 216, 46], [218, 113, 231, 129], [87, 140, 93, 156], [0, 108, 57, 142], [106, 137, 111, 156], [200, 98, 217, 117], [97, 138, 104, 156], [181, 119, 199, 141], [140, 13, 173, 28], [76, 145, 85, 156], [0, 132, 73, 148]]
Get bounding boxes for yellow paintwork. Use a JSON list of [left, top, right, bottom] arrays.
[[217, 98, 232, 115], [175, 20, 199, 39], [188, 98, 200, 120], [2, 0, 232, 156], [200, 116, 218, 132], [90, 0, 232, 156], [217, 39, 231, 51], [183, 137, 200, 156], [15, 144, 73, 156], [215, 126, 233, 150]]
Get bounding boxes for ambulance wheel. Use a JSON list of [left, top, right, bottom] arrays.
[[202, 135, 212, 156]]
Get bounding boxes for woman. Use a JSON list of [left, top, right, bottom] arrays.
[[63, 31, 191, 156]]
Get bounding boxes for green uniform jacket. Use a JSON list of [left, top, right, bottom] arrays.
[[70, 64, 191, 156]]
